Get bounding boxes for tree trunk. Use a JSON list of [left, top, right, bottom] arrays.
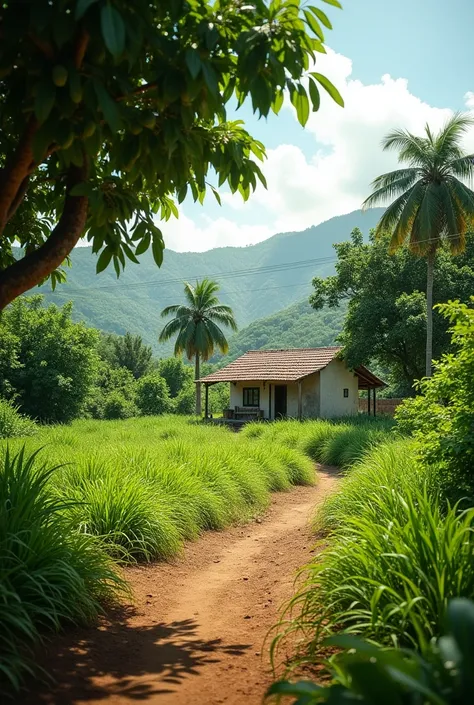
[[425, 249, 435, 378], [195, 353, 202, 416], [0, 162, 89, 311]]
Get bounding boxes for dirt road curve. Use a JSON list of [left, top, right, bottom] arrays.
[[21, 466, 339, 705]]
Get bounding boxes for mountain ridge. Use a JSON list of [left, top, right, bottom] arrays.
[[34, 208, 383, 352]]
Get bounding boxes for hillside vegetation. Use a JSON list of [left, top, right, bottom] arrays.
[[220, 300, 346, 363], [33, 210, 382, 351]]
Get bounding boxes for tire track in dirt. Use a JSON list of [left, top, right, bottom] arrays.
[[20, 466, 339, 705]]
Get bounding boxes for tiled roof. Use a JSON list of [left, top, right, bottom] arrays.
[[197, 347, 344, 383]]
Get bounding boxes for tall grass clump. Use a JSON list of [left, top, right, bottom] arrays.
[[0, 446, 124, 694], [285, 491, 474, 660], [274, 441, 474, 667], [0, 398, 37, 439], [317, 438, 422, 530]]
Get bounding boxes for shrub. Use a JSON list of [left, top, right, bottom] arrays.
[[0, 446, 123, 694], [135, 373, 171, 415], [395, 298, 474, 503], [0, 398, 36, 439], [102, 391, 138, 420], [174, 384, 196, 415]]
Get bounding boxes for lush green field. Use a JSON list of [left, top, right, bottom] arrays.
[[1, 414, 397, 694]]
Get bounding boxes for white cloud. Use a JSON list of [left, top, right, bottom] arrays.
[[158, 49, 474, 251], [160, 211, 273, 253]]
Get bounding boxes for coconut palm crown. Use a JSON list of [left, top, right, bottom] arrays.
[[363, 113, 474, 377], [159, 279, 237, 415]]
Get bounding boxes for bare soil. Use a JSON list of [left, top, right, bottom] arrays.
[[20, 466, 339, 705]]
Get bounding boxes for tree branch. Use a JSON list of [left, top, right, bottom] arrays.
[[0, 160, 89, 311], [74, 26, 89, 69], [0, 119, 38, 235], [116, 81, 158, 102], [6, 175, 30, 221]]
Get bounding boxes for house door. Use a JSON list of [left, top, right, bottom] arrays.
[[274, 385, 287, 418]]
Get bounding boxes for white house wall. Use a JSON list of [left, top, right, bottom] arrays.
[[319, 359, 359, 417], [230, 381, 271, 418]]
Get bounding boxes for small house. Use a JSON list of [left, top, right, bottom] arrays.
[[197, 347, 384, 421]]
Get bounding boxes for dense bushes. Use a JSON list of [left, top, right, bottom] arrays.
[[396, 298, 474, 502], [0, 297, 99, 423], [0, 398, 36, 439], [0, 447, 123, 693]]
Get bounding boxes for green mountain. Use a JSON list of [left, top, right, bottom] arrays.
[[36, 208, 383, 352], [217, 299, 347, 364]]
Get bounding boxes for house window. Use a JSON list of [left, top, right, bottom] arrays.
[[343, 388, 349, 398], [243, 387, 260, 407]]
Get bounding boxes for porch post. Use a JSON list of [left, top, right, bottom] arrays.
[[204, 383, 209, 420], [269, 384, 272, 420], [367, 388, 371, 416], [297, 380, 303, 421], [373, 387, 377, 417]]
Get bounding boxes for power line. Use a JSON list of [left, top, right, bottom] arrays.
[[48, 255, 337, 295]]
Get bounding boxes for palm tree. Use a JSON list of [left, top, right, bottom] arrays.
[[363, 113, 474, 377], [159, 279, 237, 415]]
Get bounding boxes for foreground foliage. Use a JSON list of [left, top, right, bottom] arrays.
[[0, 447, 123, 693], [268, 598, 474, 705], [0, 398, 37, 439], [0, 0, 343, 309]]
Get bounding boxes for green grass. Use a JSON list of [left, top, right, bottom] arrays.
[[273, 439, 474, 669], [4, 416, 316, 563], [0, 447, 125, 694], [241, 416, 395, 468], [0, 398, 37, 439], [1, 414, 395, 694]]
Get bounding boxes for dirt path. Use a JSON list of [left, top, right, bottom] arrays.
[[21, 466, 339, 705]]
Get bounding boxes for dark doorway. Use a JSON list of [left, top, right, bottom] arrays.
[[274, 385, 287, 418]]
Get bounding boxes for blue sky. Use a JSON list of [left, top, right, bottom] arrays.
[[161, 0, 474, 252]]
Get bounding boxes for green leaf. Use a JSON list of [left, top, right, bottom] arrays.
[[202, 63, 218, 96], [101, 4, 126, 58], [292, 84, 310, 127], [309, 6, 332, 29], [311, 72, 344, 107], [185, 49, 202, 79], [69, 183, 94, 197], [122, 242, 140, 264], [96, 247, 113, 273], [94, 80, 122, 132], [303, 10, 324, 41], [152, 236, 164, 267], [135, 232, 151, 255], [271, 89, 284, 115], [34, 82, 56, 124], [75, 0, 99, 19], [321, 0, 342, 7], [308, 77, 320, 112]]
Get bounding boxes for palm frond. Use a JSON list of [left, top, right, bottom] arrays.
[[410, 182, 444, 255], [158, 315, 190, 343], [371, 183, 420, 235], [363, 170, 421, 210], [206, 305, 238, 331], [439, 181, 465, 253], [447, 155, 474, 184], [388, 181, 426, 251], [382, 129, 431, 168], [203, 319, 230, 356], [434, 113, 474, 165]]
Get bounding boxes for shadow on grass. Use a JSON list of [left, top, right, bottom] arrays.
[[19, 605, 250, 703]]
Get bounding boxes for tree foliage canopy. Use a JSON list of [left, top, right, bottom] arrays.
[[310, 228, 474, 394], [0, 296, 99, 422], [0, 0, 343, 310], [112, 332, 152, 379]]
